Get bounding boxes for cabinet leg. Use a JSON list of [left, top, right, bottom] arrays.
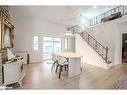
[[19, 81, 22, 87], [1, 84, 6, 90]]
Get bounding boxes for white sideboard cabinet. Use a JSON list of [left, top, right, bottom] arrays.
[[2, 57, 25, 87], [15, 51, 29, 64]]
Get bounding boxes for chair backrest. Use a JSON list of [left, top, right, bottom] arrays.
[[52, 54, 57, 62], [57, 56, 67, 65]]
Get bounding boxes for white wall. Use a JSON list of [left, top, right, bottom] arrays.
[[85, 15, 127, 65], [65, 15, 81, 26], [85, 21, 116, 64], [10, 7, 127, 66], [115, 23, 127, 65], [75, 34, 108, 69], [10, 14, 75, 63], [67, 36, 75, 52]]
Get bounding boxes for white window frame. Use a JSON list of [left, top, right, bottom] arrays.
[[43, 36, 62, 60], [64, 38, 68, 50], [33, 35, 39, 51]]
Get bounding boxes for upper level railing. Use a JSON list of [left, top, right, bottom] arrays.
[[89, 6, 127, 26], [68, 25, 109, 63]]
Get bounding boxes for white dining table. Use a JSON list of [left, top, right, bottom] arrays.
[[56, 52, 82, 77]]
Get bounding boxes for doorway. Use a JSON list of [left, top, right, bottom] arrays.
[[122, 33, 127, 63]]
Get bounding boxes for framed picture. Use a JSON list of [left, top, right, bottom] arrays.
[[4, 24, 11, 47], [1, 15, 14, 49], [0, 14, 3, 50]]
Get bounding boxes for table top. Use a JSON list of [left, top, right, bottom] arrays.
[[56, 52, 82, 58]]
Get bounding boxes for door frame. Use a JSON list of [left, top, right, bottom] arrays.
[[122, 33, 127, 63]]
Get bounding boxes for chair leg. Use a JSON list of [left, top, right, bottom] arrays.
[[59, 66, 62, 79], [56, 64, 59, 73], [80, 67, 83, 71], [67, 65, 68, 75], [51, 62, 55, 71], [65, 65, 68, 71], [67, 65, 68, 70]]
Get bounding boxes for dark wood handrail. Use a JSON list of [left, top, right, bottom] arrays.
[[68, 25, 109, 63]]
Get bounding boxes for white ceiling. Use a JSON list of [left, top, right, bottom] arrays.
[[10, 6, 118, 25], [82, 6, 117, 19]]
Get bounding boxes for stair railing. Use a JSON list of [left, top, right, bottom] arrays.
[[89, 6, 127, 26], [68, 25, 109, 63]]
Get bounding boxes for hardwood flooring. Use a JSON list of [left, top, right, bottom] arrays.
[[13, 61, 127, 89]]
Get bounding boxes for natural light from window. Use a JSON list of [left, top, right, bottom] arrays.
[[33, 35, 39, 51], [64, 38, 68, 50], [43, 37, 62, 60]]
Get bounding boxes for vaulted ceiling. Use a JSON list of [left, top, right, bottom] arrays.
[[10, 6, 117, 25]]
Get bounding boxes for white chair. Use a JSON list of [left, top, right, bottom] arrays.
[[51, 54, 58, 71], [56, 56, 68, 79]]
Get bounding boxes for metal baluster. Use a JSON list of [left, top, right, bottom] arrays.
[[96, 17, 97, 24], [99, 15, 101, 24], [90, 36, 92, 46], [93, 18, 94, 25], [105, 47, 108, 63], [118, 7, 119, 12], [94, 18, 95, 25], [123, 6, 124, 15], [94, 39, 96, 50], [88, 34, 89, 44], [90, 19, 92, 26], [82, 32, 83, 39], [98, 44, 100, 54], [84, 32, 86, 39], [90, 37, 92, 47], [92, 38, 94, 48], [77, 26, 78, 33], [114, 8, 116, 14], [92, 18, 93, 25], [102, 47, 104, 57], [87, 33, 89, 43], [95, 41, 97, 51]]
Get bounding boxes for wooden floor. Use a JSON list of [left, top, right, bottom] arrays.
[[14, 61, 127, 89]]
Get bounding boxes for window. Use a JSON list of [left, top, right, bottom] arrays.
[[33, 35, 39, 51], [64, 38, 68, 50], [81, 16, 90, 30], [43, 37, 62, 60]]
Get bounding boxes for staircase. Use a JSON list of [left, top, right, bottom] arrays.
[[68, 25, 111, 64], [67, 6, 127, 64]]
